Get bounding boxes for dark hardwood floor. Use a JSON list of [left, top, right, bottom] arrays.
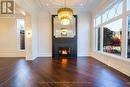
[[0, 57, 130, 87]]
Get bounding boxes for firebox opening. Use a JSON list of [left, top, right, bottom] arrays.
[[58, 47, 72, 57]]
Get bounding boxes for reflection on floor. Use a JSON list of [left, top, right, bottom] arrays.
[[0, 57, 130, 87]]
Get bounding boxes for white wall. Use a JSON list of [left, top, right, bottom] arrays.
[[0, 18, 25, 57], [77, 13, 91, 56], [15, 0, 40, 60], [37, 11, 52, 57], [0, 0, 39, 59], [32, 13, 39, 59], [37, 11, 91, 57]]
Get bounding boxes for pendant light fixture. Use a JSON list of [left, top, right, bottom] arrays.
[[57, 0, 73, 25]]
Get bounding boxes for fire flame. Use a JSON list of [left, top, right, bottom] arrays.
[[62, 50, 68, 55]]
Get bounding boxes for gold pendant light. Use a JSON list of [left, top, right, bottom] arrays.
[[57, 0, 73, 25]]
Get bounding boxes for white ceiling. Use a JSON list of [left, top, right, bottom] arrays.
[[0, 0, 102, 17], [33, 0, 102, 14]]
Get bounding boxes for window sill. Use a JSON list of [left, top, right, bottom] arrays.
[[19, 50, 25, 52], [95, 51, 130, 63]]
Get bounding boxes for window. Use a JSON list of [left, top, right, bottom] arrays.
[[96, 27, 101, 51], [17, 19, 25, 50], [114, 1, 122, 16], [102, 1, 123, 23], [96, 16, 101, 26], [102, 11, 109, 23], [103, 19, 122, 55], [94, 0, 130, 59], [127, 15, 130, 58], [127, 0, 130, 11]]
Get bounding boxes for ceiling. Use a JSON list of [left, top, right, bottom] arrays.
[[0, 0, 102, 17], [33, 0, 102, 14]]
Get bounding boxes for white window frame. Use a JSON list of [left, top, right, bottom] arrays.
[[94, 0, 130, 59], [126, 0, 130, 58]]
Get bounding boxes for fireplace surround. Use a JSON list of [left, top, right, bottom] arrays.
[[52, 15, 77, 58]]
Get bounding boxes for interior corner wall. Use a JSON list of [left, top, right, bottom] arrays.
[[37, 11, 91, 57], [32, 14, 39, 59], [37, 11, 52, 57], [0, 18, 26, 57], [77, 13, 91, 56]]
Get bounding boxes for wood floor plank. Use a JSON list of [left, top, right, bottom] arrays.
[[0, 57, 130, 87]]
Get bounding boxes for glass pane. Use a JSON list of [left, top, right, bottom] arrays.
[[96, 27, 101, 51], [108, 6, 116, 20], [103, 19, 122, 56], [96, 16, 101, 26], [115, 1, 122, 16], [127, 0, 130, 11], [102, 11, 109, 23], [127, 15, 130, 58], [102, 1, 122, 23]]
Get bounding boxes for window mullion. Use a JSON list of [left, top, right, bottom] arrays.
[[121, 0, 127, 57], [100, 26, 103, 52]]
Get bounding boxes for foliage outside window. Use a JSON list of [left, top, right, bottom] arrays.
[[96, 27, 101, 51], [127, 15, 130, 58], [103, 19, 122, 55]]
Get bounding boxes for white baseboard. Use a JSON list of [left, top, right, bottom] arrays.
[[0, 51, 26, 57], [78, 52, 91, 57], [38, 53, 52, 57]]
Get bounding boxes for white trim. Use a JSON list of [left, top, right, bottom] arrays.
[[0, 52, 26, 57], [95, 28, 98, 50], [94, 0, 115, 18], [95, 0, 123, 18], [95, 15, 122, 28], [101, 15, 122, 26], [94, 51, 130, 63], [121, 0, 127, 57], [100, 26, 103, 52], [94, 0, 123, 26], [38, 53, 52, 57]]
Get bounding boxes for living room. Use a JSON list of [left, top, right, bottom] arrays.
[[0, 0, 130, 87]]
